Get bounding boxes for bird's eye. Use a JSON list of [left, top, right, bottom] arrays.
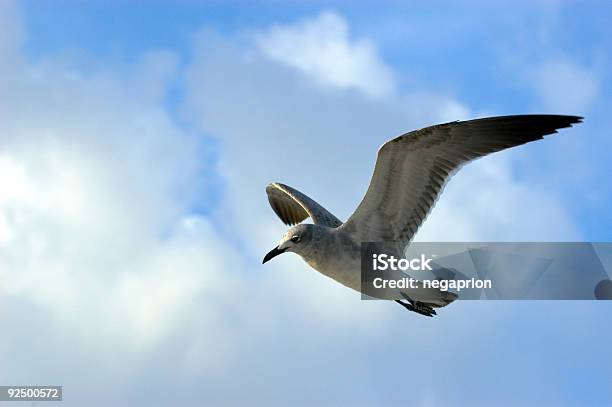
[[291, 235, 301, 243]]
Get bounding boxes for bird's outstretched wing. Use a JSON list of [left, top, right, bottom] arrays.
[[266, 182, 343, 228], [340, 115, 582, 247]]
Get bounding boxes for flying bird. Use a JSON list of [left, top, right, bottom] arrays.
[[262, 115, 582, 316]]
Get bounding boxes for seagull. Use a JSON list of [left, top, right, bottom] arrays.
[[262, 115, 582, 316]]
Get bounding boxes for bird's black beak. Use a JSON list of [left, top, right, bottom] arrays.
[[262, 246, 287, 264]]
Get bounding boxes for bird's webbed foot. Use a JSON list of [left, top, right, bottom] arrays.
[[395, 292, 437, 317]]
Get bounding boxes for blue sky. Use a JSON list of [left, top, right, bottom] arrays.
[[1, 1, 611, 406], [19, 0, 612, 238]]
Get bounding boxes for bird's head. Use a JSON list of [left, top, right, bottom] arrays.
[[262, 224, 315, 264]]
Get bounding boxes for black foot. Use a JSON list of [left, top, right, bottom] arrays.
[[395, 293, 437, 317]]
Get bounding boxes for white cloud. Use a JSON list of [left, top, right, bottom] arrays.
[[416, 155, 580, 242], [529, 56, 599, 113], [256, 11, 394, 98], [0, 5, 239, 376], [0, 7, 392, 394]]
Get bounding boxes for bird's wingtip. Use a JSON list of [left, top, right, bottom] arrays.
[[267, 182, 288, 189], [569, 115, 584, 124], [266, 182, 283, 192]]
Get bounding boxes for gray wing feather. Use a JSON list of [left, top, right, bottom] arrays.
[[340, 115, 582, 246], [266, 182, 342, 228]]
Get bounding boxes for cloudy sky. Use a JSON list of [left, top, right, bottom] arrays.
[[1, 1, 611, 406]]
